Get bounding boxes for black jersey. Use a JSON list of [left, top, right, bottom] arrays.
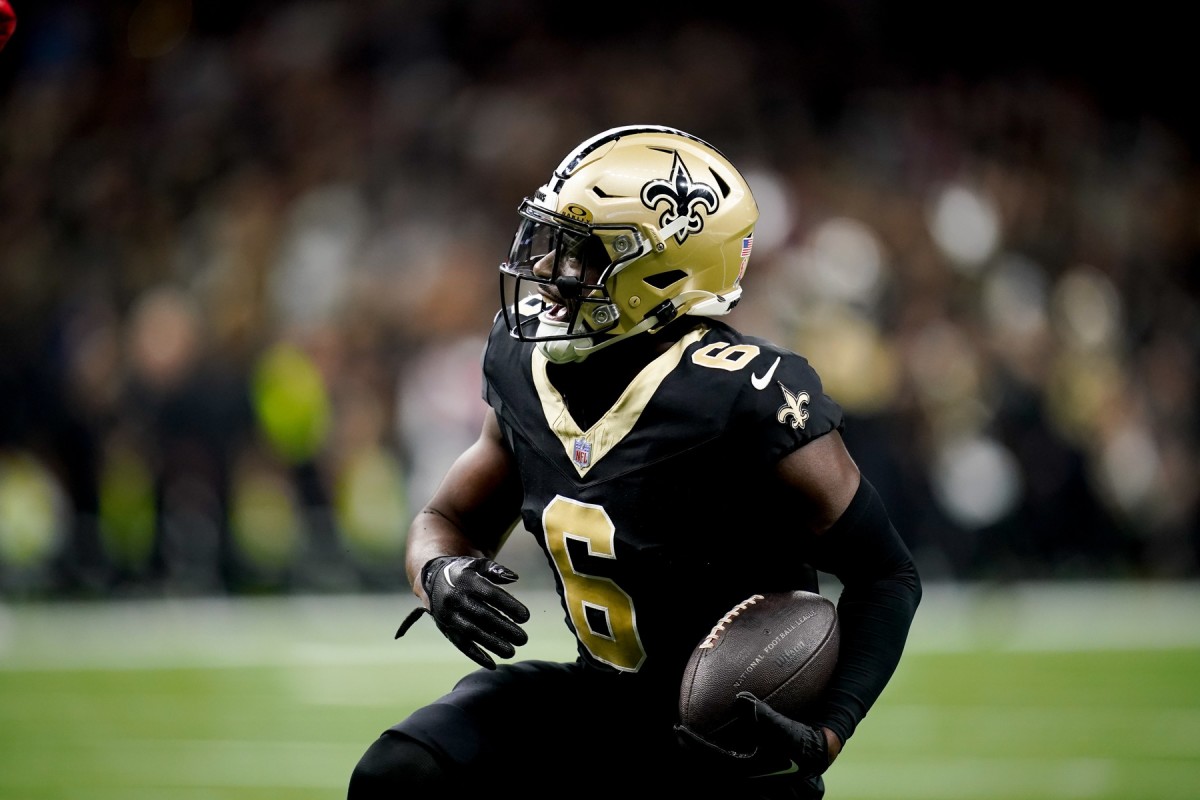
[[482, 311, 845, 696]]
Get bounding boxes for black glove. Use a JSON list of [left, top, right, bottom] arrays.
[[736, 692, 830, 777], [394, 556, 530, 670], [675, 693, 829, 779]]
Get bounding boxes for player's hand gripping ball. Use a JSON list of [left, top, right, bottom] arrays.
[[0, 0, 16, 53], [678, 590, 839, 752]]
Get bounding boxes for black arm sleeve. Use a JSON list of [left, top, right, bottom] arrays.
[[805, 475, 922, 746]]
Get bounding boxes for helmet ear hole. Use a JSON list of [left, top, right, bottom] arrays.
[[643, 269, 688, 290]]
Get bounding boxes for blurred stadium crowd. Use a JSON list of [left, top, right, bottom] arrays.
[[0, 1, 1197, 597]]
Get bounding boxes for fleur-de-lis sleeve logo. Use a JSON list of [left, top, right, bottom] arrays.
[[640, 152, 719, 244], [776, 383, 811, 429]]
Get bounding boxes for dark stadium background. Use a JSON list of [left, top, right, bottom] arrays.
[[1, 0, 1196, 596], [1, 4, 1198, 800]]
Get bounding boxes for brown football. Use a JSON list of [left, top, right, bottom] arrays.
[[678, 590, 839, 746]]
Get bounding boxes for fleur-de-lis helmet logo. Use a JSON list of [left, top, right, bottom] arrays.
[[640, 152, 719, 244]]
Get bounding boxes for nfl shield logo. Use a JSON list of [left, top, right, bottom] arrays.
[[573, 438, 592, 469]]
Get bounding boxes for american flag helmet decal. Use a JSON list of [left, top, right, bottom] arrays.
[[737, 233, 754, 282]]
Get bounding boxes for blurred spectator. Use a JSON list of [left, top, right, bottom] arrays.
[[122, 283, 254, 592]]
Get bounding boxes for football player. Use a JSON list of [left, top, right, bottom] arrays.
[[349, 125, 922, 799]]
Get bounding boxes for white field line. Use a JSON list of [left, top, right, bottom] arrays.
[[859, 705, 1200, 758], [0, 737, 364, 789], [827, 755, 1200, 800], [0, 582, 1198, 671], [902, 581, 1200, 653], [0, 591, 577, 671]]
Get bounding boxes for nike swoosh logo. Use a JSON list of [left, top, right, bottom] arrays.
[[750, 356, 781, 390], [750, 759, 800, 779]]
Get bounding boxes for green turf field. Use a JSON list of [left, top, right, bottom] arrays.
[[1, 583, 1198, 799]]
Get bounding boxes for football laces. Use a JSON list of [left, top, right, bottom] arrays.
[[698, 594, 763, 649]]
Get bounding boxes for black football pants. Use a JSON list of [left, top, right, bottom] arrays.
[[348, 658, 825, 800]]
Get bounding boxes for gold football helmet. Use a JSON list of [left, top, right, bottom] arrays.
[[499, 125, 759, 363]]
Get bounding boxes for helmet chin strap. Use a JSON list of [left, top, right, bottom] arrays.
[[535, 289, 724, 364], [533, 318, 595, 364], [549, 315, 660, 363], [536, 335, 594, 364]]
